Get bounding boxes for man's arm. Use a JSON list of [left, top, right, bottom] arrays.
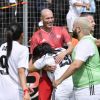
[[55, 42, 73, 64], [73, 2, 90, 10], [53, 60, 84, 87]]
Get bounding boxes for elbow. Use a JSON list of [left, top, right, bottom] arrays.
[[72, 61, 81, 70]]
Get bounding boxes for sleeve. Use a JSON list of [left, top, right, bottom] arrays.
[[18, 47, 29, 69], [34, 56, 46, 70], [62, 27, 71, 43], [75, 40, 95, 62]]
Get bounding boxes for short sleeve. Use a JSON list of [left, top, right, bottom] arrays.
[[75, 40, 95, 62], [18, 47, 29, 69], [34, 56, 46, 70]]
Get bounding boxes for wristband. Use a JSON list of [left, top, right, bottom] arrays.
[[24, 88, 29, 95]]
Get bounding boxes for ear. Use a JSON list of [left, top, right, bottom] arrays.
[[76, 27, 81, 34]]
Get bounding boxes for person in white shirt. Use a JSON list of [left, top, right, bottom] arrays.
[[0, 23, 30, 100], [66, 0, 90, 36], [29, 43, 74, 100]]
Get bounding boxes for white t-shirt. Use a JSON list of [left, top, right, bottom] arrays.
[[74, 36, 95, 62], [68, 0, 82, 16], [67, 0, 89, 32], [0, 41, 29, 100], [34, 48, 72, 81]]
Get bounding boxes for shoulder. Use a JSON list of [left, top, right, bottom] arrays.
[[53, 26, 68, 33], [0, 42, 7, 48], [19, 45, 29, 52], [76, 37, 95, 52], [13, 41, 28, 52], [0, 43, 7, 56], [53, 26, 66, 30], [32, 29, 41, 36]]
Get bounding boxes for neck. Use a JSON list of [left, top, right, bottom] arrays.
[[42, 27, 52, 32], [78, 32, 84, 40], [17, 37, 23, 44]]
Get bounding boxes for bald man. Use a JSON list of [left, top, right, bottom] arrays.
[[30, 8, 73, 100], [80, 14, 100, 47], [54, 17, 100, 100]]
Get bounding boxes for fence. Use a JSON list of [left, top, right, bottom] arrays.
[[0, 0, 100, 99]]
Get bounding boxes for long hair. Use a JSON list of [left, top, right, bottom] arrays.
[[5, 23, 23, 58], [32, 43, 55, 61]]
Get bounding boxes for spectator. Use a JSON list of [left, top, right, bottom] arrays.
[[29, 42, 74, 100], [0, 23, 30, 100], [53, 17, 100, 100], [30, 8, 73, 100], [66, 0, 90, 36]]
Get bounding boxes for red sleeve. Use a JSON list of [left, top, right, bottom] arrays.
[[62, 27, 71, 43]]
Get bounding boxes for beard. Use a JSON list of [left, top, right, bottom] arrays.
[[72, 31, 78, 39]]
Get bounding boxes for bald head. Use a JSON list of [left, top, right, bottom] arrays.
[[74, 17, 90, 29], [73, 17, 91, 37], [41, 9, 53, 18], [40, 9, 54, 30], [80, 14, 95, 32]]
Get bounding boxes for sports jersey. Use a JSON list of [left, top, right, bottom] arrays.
[[34, 48, 72, 81], [34, 48, 74, 100], [0, 41, 29, 100], [30, 26, 71, 100], [30, 26, 70, 54], [72, 35, 100, 88]]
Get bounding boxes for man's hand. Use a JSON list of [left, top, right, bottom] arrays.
[[44, 65, 56, 72], [86, 3, 90, 10], [52, 79, 62, 88], [55, 50, 67, 64]]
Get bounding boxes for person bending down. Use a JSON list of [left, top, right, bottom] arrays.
[[29, 43, 75, 100]]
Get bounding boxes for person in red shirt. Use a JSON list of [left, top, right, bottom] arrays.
[[30, 8, 73, 100]]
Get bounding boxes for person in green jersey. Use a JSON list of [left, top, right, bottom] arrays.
[[53, 17, 100, 100]]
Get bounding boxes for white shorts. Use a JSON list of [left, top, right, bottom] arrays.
[[51, 65, 75, 100], [74, 84, 100, 100]]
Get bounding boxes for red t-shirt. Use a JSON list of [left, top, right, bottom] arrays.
[[30, 26, 71, 100], [30, 26, 71, 54]]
